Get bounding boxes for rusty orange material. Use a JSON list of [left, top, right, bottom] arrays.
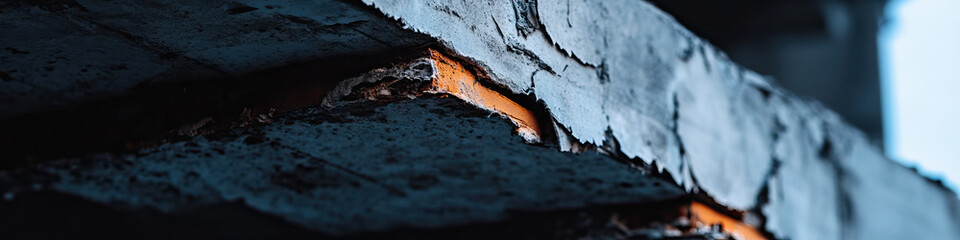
[[424, 50, 760, 238], [426, 49, 542, 141], [689, 201, 767, 240]]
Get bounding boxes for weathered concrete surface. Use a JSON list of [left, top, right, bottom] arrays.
[[0, 0, 433, 162], [0, 97, 684, 237], [362, 0, 960, 239], [2, 0, 958, 239], [0, 0, 428, 118]]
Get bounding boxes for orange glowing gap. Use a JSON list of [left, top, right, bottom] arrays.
[[426, 49, 542, 142], [690, 201, 767, 240]]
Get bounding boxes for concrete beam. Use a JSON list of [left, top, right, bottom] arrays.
[[362, 0, 960, 239]]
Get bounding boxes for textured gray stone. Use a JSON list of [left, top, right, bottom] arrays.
[[362, 0, 960, 239]]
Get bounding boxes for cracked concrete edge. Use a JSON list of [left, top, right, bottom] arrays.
[[361, 1, 960, 239]]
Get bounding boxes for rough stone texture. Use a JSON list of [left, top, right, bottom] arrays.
[[362, 0, 960, 239], [0, 0, 428, 119], [2, 0, 958, 239], [0, 98, 683, 236], [0, 0, 435, 163]]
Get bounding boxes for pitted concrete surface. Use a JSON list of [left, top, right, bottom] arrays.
[[0, 0, 433, 163], [0, 0, 428, 118], [0, 97, 683, 236]]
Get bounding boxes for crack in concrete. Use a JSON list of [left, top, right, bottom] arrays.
[[669, 92, 691, 189], [505, 44, 556, 75], [745, 106, 787, 237], [491, 15, 508, 46], [816, 130, 856, 239], [510, 0, 540, 37]]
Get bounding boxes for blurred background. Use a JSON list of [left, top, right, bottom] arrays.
[[650, 0, 960, 192]]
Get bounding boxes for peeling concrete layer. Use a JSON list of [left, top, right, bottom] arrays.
[[362, 0, 960, 239]]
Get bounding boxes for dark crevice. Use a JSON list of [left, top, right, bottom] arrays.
[[505, 44, 557, 75], [433, 5, 462, 19], [0, 71, 12, 82], [817, 129, 856, 239], [679, 38, 695, 62], [0, 191, 324, 240], [536, 12, 601, 68], [596, 127, 685, 197], [748, 157, 782, 240], [0, 45, 432, 169], [818, 137, 834, 160], [685, 161, 702, 192], [4, 47, 30, 55], [528, 69, 539, 92], [510, 0, 540, 37], [0, 190, 707, 240], [670, 92, 688, 159], [280, 14, 317, 24], [698, 45, 712, 72], [490, 15, 507, 45], [549, 119, 598, 153], [596, 61, 610, 84], [599, 128, 633, 166], [740, 103, 789, 239], [663, 89, 777, 238], [669, 162, 783, 240], [226, 5, 258, 15], [754, 85, 773, 102]]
